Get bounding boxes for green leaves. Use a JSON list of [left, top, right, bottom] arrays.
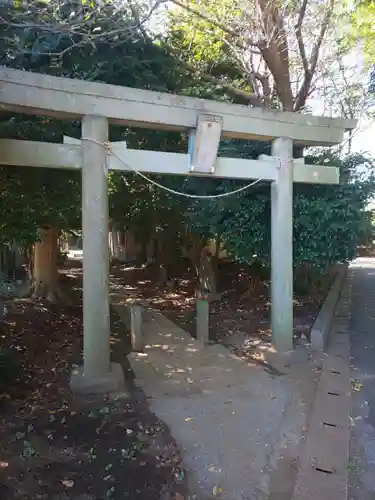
[[1, 0, 373, 270], [0, 3, 193, 247], [173, 150, 375, 272], [350, 0, 375, 67], [0, 114, 81, 245]]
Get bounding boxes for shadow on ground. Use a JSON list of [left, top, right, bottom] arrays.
[[0, 269, 187, 500]]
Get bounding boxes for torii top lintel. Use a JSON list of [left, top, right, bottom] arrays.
[[0, 67, 357, 146]]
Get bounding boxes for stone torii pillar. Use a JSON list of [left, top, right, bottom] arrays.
[[0, 67, 355, 393], [271, 137, 294, 352], [70, 115, 125, 393]]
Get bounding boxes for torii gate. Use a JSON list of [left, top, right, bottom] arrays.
[[0, 67, 356, 393]]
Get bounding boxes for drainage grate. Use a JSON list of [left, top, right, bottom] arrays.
[[323, 421, 337, 428], [315, 467, 334, 474], [291, 272, 351, 500]]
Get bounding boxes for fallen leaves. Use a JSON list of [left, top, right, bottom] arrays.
[[213, 485, 223, 496], [351, 379, 364, 392], [61, 479, 74, 488], [0, 267, 188, 500]]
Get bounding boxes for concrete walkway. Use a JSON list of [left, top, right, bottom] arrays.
[[349, 258, 375, 500], [112, 300, 319, 500]]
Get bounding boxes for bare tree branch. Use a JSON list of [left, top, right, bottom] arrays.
[[254, 71, 271, 98], [1, 0, 163, 57], [169, 0, 241, 38], [182, 15, 260, 57], [309, 0, 335, 77], [294, 0, 309, 74], [127, 0, 148, 38], [167, 11, 264, 102], [257, 0, 294, 110], [178, 59, 264, 106], [2, 0, 343, 115], [294, 0, 335, 111]]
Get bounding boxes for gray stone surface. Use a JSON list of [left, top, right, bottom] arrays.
[[130, 304, 143, 351], [81, 115, 111, 380], [292, 274, 351, 500], [349, 258, 375, 500], [124, 307, 318, 500], [310, 263, 347, 351], [70, 362, 125, 394], [271, 137, 294, 352], [196, 298, 209, 347]]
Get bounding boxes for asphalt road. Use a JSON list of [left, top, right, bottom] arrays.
[[349, 258, 375, 500]]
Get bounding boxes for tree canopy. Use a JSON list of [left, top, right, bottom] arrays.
[[0, 0, 374, 285], [350, 0, 375, 67], [0, 3, 191, 246]]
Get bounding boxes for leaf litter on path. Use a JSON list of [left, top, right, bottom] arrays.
[[0, 264, 188, 500]]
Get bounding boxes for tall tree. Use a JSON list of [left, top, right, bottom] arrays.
[[0, 116, 81, 300], [1, 0, 373, 300], [166, 0, 345, 111], [0, 1, 190, 299]]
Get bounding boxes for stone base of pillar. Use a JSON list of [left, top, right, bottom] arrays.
[[69, 362, 126, 394], [196, 298, 209, 347]]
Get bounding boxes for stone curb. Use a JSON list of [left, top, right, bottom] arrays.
[[292, 270, 352, 500], [311, 263, 348, 351]]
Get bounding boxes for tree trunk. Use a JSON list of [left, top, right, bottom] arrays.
[[140, 240, 148, 265], [198, 249, 217, 294], [211, 233, 221, 286], [32, 226, 62, 302], [25, 246, 33, 282], [155, 232, 172, 285], [7, 246, 16, 280], [184, 232, 217, 293], [113, 231, 121, 260]]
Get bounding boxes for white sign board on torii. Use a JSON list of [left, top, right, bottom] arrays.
[[0, 67, 356, 394]]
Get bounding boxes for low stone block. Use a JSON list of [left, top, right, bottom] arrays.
[[70, 362, 126, 394], [196, 298, 209, 347], [130, 304, 143, 351], [311, 264, 348, 351]]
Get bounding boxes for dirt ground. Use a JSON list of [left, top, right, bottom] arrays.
[[0, 274, 186, 500], [0, 260, 331, 500], [110, 260, 332, 355]]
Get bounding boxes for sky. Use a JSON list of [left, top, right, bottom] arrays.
[[149, 2, 375, 157], [307, 46, 374, 157], [351, 118, 375, 156]]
